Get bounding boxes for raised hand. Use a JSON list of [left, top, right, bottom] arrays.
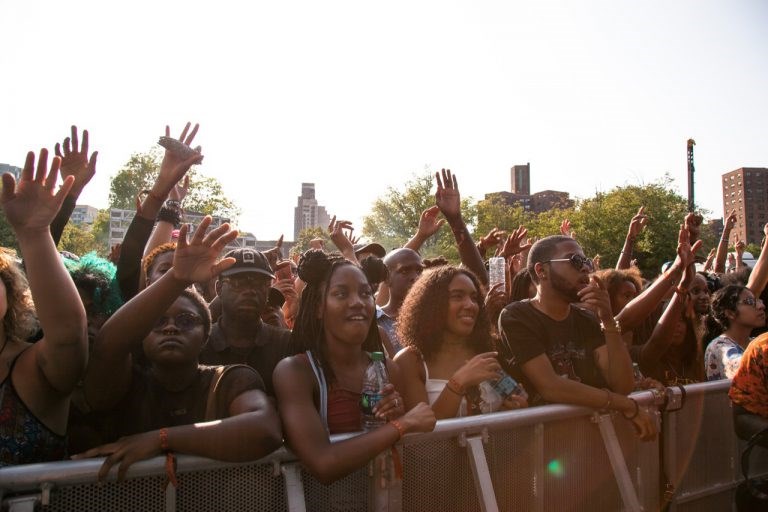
[[627, 206, 648, 239], [154, 122, 203, 200], [592, 254, 601, 270], [169, 175, 190, 203], [560, 219, 575, 238], [735, 237, 746, 256], [724, 209, 737, 231], [435, 168, 462, 223], [1, 149, 74, 233], [499, 226, 532, 258], [345, 229, 360, 246], [263, 235, 284, 269], [417, 205, 446, 239], [676, 224, 702, 268], [479, 227, 506, 252], [484, 282, 509, 322], [328, 216, 355, 255], [684, 212, 703, 243], [172, 217, 238, 284], [54, 125, 97, 196]]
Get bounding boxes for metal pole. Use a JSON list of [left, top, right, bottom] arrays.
[[462, 433, 499, 512], [594, 413, 642, 512]]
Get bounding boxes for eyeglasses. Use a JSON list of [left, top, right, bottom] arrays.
[[221, 274, 269, 291], [152, 312, 203, 332], [543, 254, 594, 272], [739, 297, 763, 308]]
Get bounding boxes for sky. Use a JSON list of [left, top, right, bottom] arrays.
[[1, 0, 767, 241]]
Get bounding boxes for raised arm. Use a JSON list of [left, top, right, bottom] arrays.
[[435, 169, 488, 285], [734, 237, 746, 272], [1, 150, 86, 393], [143, 176, 188, 257], [405, 206, 446, 253], [616, 207, 647, 270], [50, 125, 98, 246], [714, 210, 737, 274], [639, 226, 701, 366], [328, 216, 359, 265], [85, 217, 238, 410], [747, 223, 768, 297]]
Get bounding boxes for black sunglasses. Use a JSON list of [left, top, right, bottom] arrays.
[[544, 254, 594, 272], [152, 312, 203, 332]]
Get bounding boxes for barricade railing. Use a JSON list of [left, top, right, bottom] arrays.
[[662, 379, 768, 512], [0, 384, 754, 512]]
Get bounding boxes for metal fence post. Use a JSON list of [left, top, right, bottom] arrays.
[[280, 463, 307, 512], [460, 430, 499, 512], [594, 412, 642, 512]]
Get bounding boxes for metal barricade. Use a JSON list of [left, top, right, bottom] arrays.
[[663, 380, 768, 511], [0, 392, 663, 512]]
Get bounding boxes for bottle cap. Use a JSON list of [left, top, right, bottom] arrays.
[[371, 351, 385, 362]]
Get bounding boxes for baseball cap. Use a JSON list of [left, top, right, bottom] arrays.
[[353, 242, 386, 259], [220, 249, 275, 279]]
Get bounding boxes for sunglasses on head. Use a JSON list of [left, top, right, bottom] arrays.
[[544, 254, 594, 271], [152, 312, 203, 332]]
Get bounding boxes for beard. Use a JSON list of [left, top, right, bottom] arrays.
[[549, 268, 582, 303]]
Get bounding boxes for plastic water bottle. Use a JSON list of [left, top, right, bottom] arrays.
[[360, 352, 389, 431], [488, 257, 506, 290], [491, 370, 528, 401]]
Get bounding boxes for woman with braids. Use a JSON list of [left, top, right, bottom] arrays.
[[394, 265, 528, 419], [274, 250, 436, 484], [705, 284, 766, 380]]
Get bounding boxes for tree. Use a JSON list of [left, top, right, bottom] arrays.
[[362, 172, 475, 261], [109, 149, 240, 221], [0, 211, 18, 252], [59, 222, 100, 256], [291, 227, 330, 257]]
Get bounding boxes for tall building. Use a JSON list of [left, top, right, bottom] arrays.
[[486, 163, 572, 213], [293, 183, 330, 240], [721, 167, 768, 245], [511, 163, 530, 195]]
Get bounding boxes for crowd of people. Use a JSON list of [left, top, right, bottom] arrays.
[[0, 123, 766, 487]]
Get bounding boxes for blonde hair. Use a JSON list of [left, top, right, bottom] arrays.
[[0, 249, 38, 344]]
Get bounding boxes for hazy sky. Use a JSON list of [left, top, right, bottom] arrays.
[[2, 0, 766, 240]]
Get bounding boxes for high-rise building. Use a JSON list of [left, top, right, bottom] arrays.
[[511, 163, 530, 195], [721, 167, 768, 245], [293, 183, 330, 240], [71, 205, 99, 225]]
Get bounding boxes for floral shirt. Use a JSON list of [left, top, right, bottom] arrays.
[[705, 335, 746, 381], [729, 335, 768, 419]]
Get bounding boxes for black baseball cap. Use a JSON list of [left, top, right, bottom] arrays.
[[220, 249, 275, 279]]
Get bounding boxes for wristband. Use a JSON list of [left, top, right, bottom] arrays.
[[446, 378, 465, 396], [601, 388, 612, 411], [622, 398, 640, 420], [389, 419, 406, 440], [157, 206, 182, 228], [159, 428, 178, 487], [601, 320, 622, 334]]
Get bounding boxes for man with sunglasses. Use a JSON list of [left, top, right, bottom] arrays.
[[498, 235, 657, 440], [200, 249, 297, 396]]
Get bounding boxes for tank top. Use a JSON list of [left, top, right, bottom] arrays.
[[0, 351, 67, 466], [423, 360, 468, 417], [301, 351, 363, 435]]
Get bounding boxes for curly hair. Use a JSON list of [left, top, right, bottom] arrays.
[[143, 243, 176, 282], [397, 265, 494, 361], [595, 267, 643, 310], [0, 249, 37, 344], [291, 250, 382, 382], [710, 284, 746, 331], [64, 252, 124, 317]]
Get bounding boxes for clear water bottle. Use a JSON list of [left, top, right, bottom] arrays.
[[491, 370, 528, 401], [488, 257, 506, 290], [360, 352, 389, 431]]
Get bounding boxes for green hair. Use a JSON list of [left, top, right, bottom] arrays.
[[63, 252, 124, 317]]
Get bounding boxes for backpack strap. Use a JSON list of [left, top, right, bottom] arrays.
[[306, 350, 329, 434], [204, 364, 253, 421]]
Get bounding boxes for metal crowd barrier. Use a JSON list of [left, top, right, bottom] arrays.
[[662, 379, 768, 512], [0, 384, 756, 512]]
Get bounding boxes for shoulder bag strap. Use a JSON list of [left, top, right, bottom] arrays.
[[306, 350, 329, 433]]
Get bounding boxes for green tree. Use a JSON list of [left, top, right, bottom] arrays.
[[0, 211, 19, 251], [109, 149, 240, 221], [362, 172, 475, 261], [59, 222, 100, 256], [291, 227, 330, 257]]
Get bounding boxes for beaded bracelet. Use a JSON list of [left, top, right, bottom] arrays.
[[389, 419, 406, 440], [159, 428, 178, 487]]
